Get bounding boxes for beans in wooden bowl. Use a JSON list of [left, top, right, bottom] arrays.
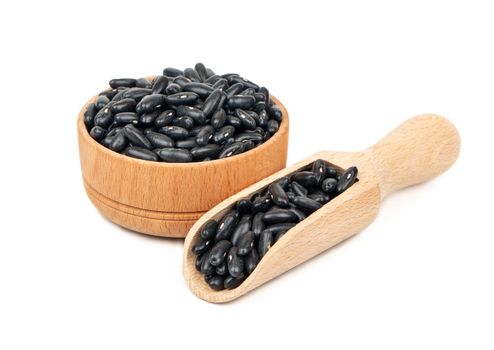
[[191, 160, 358, 290], [83, 63, 283, 162]]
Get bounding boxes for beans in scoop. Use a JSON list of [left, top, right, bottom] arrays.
[[83, 63, 283, 162], [191, 160, 358, 290]]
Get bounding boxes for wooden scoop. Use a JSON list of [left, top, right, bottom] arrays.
[[183, 114, 461, 303]]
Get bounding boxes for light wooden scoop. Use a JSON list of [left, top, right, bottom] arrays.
[[183, 114, 461, 303]]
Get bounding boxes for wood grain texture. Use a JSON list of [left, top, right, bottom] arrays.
[[77, 86, 289, 237], [183, 114, 461, 303]]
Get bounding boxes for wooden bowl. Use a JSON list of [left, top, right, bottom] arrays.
[[77, 92, 289, 238]]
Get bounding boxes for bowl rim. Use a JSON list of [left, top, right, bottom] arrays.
[[77, 87, 289, 169]]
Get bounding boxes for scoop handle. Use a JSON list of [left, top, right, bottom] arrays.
[[367, 114, 460, 198]]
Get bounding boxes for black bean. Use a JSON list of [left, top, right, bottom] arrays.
[[227, 95, 256, 109], [209, 240, 232, 266], [212, 78, 228, 90], [113, 112, 139, 126], [94, 103, 114, 129], [289, 207, 306, 222], [163, 67, 183, 77], [234, 132, 263, 143], [164, 83, 181, 95], [225, 82, 244, 97], [241, 88, 256, 96], [336, 166, 358, 194], [124, 125, 152, 149], [252, 194, 272, 213], [308, 193, 331, 204], [312, 159, 326, 185], [101, 136, 114, 148], [184, 67, 201, 82], [150, 75, 168, 95], [202, 89, 222, 118], [124, 147, 159, 161], [226, 115, 242, 128], [237, 231, 255, 256], [227, 246, 245, 278], [192, 237, 212, 255], [326, 166, 338, 178], [158, 126, 189, 140], [322, 178, 338, 193], [95, 95, 110, 109], [195, 253, 206, 272], [109, 98, 136, 114], [173, 76, 191, 88], [218, 142, 245, 159], [269, 105, 283, 122], [292, 196, 322, 213], [109, 131, 128, 152], [211, 109, 227, 129], [195, 63, 209, 81], [245, 248, 259, 275], [235, 109, 257, 130], [109, 78, 136, 89], [145, 131, 174, 148], [200, 250, 215, 275], [195, 125, 215, 146], [165, 92, 199, 106], [268, 182, 289, 207], [90, 126, 106, 141], [122, 87, 152, 101], [264, 223, 296, 234], [224, 275, 245, 289], [215, 211, 239, 241], [156, 148, 193, 162], [292, 171, 319, 187], [136, 77, 152, 88], [230, 76, 259, 90], [291, 181, 309, 196], [262, 209, 298, 225], [236, 199, 252, 215], [231, 214, 252, 246], [257, 110, 269, 127], [215, 262, 228, 276], [200, 220, 218, 241], [190, 144, 221, 160], [172, 116, 194, 130], [140, 110, 160, 126], [84, 103, 97, 128], [175, 138, 198, 149], [258, 231, 273, 259], [252, 212, 265, 238], [136, 94, 165, 114], [267, 119, 280, 134], [207, 275, 225, 291], [182, 82, 214, 98], [176, 105, 206, 125], [212, 125, 235, 144], [155, 110, 176, 127]]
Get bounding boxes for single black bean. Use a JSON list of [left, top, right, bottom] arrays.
[[150, 75, 169, 95], [124, 147, 159, 161], [231, 214, 253, 246], [122, 87, 152, 101], [182, 82, 214, 98], [224, 275, 245, 289], [308, 193, 331, 204], [257, 110, 269, 127], [234, 132, 263, 143], [292, 171, 319, 187], [262, 209, 298, 225], [226, 115, 242, 128], [195, 63, 208, 81], [326, 166, 338, 178], [109, 78, 136, 89], [218, 142, 245, 159], [212, 78, 228, 90], [163, 67, 183, 77], [195, 125, 215, 146], [269, 105, 283, 122], [184, 67, 201, 82], [140, 110, 160, 126], [165, 92, 199, 106], [289, 207, 307, 221], [225, 82, 244, 97], [209, 240, 232, 266], [175, 138, 198, 149], [230, 76, 259, 90], [252, 212, 265, 238], [101, 136, 114, 148], [200, 250, 215, 275], [336, 166, 358, 194], [312, 159, 327, 185], [84, 103, 97, 128], [114, 112, 139, 126], [200, 220, 218, 241], [195, 253, 206, 272], [227, 95, 256, 109], [292, 196, 322, 213], [190, 144, 221, 160], [95, 95, 110, 109], [215, 262, 228, 276], [145, 131, 174, 148], [212, 125, 235, 144], [235, 109, 257, 130], [207, 275, 225, 291], [192, 237, 212, 255], [155, 110, 176, 127], [268, 182, 289, 207], [252, 194, 272, 213], [205, 74, 221, 84], [136, 94, 165, 114], [94, 103, 114, 129], [264, 223, 296, 234], [291, 181, 309, 196], [176, 105, 206, 125], [253, 101, 266, 114], [156, 148, 193, 162], [109, 98, 135, 114], [245, 248, 259, 275], [109, 131, 128, 152], [165, 83, 181, 95], [241, 88, 256, 96], [172, 116, 194, 130], [89, 126, 106, 141], [215, 211, 239, 241], [124, 125, 152, 149], [136, 77, 152, 88], [237, 231, 255, 256], [236, 199, 252, 215], [258, 231, 273, 258], [158, 126, 189, 140], [322, 178, 338, 193], [227, 247, 245, 278], [267, 119, 280, 134], [202, 89, 222, 118], [211, 109, 227, 129], [173, 76, 191, 88]]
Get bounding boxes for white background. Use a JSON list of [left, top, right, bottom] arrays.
[[1, 1, 493, 349]]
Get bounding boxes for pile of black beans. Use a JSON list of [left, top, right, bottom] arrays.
[[192, 160, 358, 290], [83, 63, 282, 162]]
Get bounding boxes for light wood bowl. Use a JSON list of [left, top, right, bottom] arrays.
[[77, 90, 289, 238]]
